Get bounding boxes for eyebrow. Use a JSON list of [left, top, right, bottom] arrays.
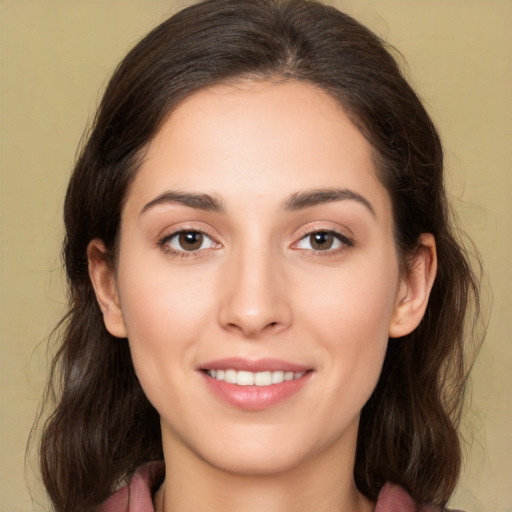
[[140, 191, 225, 215], [140, 187, 375, 217], [282, 188, 376, 216]]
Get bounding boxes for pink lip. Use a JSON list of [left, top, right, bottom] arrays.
[[198, 358, 313, 411], [199, 357, 310, 373]]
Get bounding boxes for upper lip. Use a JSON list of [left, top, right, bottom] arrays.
[[199, 357, 311, 373]]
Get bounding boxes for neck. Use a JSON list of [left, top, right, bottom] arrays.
[[155, 422, 374, 512]]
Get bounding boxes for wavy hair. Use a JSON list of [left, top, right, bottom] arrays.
[[38, 1, 481, 510]]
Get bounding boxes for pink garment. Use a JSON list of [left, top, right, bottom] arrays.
[[99, 461, 463, 512], [99, 462, 164, 512]]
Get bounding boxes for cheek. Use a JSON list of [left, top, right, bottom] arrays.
[[296, 254, 399, 394], [299, 255, 399, 340], [115, 251, 217, 377], [117, 229, 214, 323], [114, 262, 219, 428]]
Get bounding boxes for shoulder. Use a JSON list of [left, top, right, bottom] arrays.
[[376, 483, 466, 512], [98, 461, 165, 512]]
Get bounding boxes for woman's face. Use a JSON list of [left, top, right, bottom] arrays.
[[94, 80, 421, 475]]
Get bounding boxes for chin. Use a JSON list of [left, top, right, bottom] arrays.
[[204, 447, 311, 477], [190, 426, 336, 477]]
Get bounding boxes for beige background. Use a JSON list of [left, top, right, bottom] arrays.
[[1, 1, 510, 511]]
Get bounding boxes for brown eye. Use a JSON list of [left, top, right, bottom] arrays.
[[295, 230, 351, 252], [164, 230, 216, 253], [178, 232, 204, 251], [309, 232, 335, 250]]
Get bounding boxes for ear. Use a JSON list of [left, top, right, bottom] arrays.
[[389, 233, 437, 338], [87, 239, 127, 338]]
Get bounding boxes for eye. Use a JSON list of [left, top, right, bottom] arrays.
[[295, 230, 351, 252], [162, 230, 217, 253]]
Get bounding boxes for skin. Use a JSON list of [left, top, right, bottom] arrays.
[[89, 80, 436, 512]]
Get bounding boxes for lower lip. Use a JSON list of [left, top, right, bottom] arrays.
[[202, 372, 312, 411]]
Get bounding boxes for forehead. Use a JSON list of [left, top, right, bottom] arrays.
[[125, 80, 391, 222]]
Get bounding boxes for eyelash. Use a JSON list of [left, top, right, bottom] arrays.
[[158, 229, 219, 259], [292, 229, 353, 257], [158, 228, 353, 259]]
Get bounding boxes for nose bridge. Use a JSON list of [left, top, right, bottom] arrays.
[[218, 234, 291, 337]]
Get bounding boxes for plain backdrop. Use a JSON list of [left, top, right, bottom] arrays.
[[1, 1, 511, 511]]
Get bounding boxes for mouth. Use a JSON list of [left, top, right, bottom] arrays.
[[199, 358, 313, 410]]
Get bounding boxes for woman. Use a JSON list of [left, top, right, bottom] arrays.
[[39, 0, 480, 511]]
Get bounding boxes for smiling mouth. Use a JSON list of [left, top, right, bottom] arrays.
[[205, 369, 306, 386], [200, 360, 312, 409]]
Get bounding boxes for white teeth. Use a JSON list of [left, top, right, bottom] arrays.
[[237, 371, 254, 386], [271, 370, 284, 384], [225, 369, 237, 384], [206, 369, 306, 386], [254, 371, 272, 386]]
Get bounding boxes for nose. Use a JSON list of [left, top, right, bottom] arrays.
[[218, 244, 292, 339]]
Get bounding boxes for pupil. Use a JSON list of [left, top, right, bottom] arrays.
[[179, 232, 203, 250], [311, 232, 333, 250]]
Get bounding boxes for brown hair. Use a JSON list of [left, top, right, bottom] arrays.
[[39, 1, 481, 510]]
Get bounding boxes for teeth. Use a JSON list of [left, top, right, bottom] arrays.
[[225, 369, 237, 384], [254, 371, 272, 386], [237, 371, 254, 386], [206, 369, 305, 386], [271, 370, 284, 384]]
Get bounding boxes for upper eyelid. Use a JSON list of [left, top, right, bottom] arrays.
[[158, 223, 219, 240], [292, 217, 354, 234], [293, 225, 353, 243], [295, 230, 352, 246], [160, 228, 218, 244]]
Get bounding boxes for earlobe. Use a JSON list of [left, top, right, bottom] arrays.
[[87, 239, 127, 338], [389, 233, 437, 338]]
